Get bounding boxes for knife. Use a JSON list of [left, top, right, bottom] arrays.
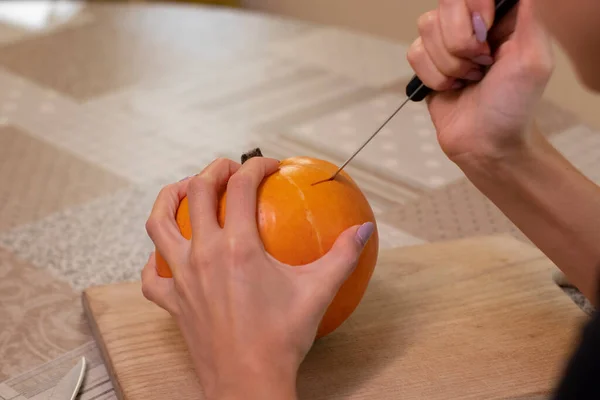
[[47, 357, 87, 400], [313, 0, 519, 185]]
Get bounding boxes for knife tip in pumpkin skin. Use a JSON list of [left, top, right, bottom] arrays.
[[310, 176, 335, 186]]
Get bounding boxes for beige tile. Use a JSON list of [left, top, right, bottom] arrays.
[[89, 1, 312, 59], [535, 100, 580, 137], [0, 3, 93, 46], [0, 69, 221, 185], [0, 125, 129, 231], [267, 26, 413, 88], [381, 178, 530, 244], [0, 22, 29, 45], [85, 56, 341, 146], [0, 21, 190, 101], [379, 76, 413, 95], [0, 248, 91, 380], [0, 184, 157, 291], [0, 2, 312, 102], [85, 53, 372, 147], [243, 0, 436, 48], [549, 124, 600, 184], [198, 68, 367, 130], [0, 68, 86, 145], [377, 222, 425, 249]]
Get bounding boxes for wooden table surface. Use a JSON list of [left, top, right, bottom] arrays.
[[0, 0, 596, 390]]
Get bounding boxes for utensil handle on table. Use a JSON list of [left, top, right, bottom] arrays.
[[406, 0, 520, 102]]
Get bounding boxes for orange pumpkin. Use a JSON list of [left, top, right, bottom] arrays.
[[155, 153, 379, 338]]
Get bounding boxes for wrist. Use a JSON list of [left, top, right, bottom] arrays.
[[205, 366, 297, 400], [211, 378, 297, 400], [450, 127, 549, 180]]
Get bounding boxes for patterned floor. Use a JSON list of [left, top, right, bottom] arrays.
[[0, 0, 596, 386]]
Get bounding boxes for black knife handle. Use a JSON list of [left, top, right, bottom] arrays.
[[406, 0, 520, 102]]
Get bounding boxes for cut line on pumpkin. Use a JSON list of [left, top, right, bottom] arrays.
[[280, 173, 324, 255], [311, 177, 335, 186]]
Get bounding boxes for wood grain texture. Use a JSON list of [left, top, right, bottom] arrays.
[[82, 235, 587, 399]]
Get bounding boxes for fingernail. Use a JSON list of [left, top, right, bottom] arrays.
[[472, 54, 494, 66], [465, 69, 484, 81], [472, 12, 488, 43], [451, 80, 465, 90], [356, 222, 374, 246], [179, 176, 192, 182]]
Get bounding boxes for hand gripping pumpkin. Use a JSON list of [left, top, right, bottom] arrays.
[[155, 149, 379, 338]]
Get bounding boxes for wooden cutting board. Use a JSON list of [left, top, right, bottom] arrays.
[[83, 235, 586, 400]]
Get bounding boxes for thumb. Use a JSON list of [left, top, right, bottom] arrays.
[[513, 0, 553, 62], [467, 0, 495, 32], [513, 0, 548, 43], [141, 252, 180, 316], [510, 0, 554, 86], [303, 222, 375, 306]]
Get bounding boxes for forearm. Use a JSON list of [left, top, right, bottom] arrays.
[[454, 130, 600, 305]]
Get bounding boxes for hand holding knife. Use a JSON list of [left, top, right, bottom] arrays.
[[313, 0, 520, 185]]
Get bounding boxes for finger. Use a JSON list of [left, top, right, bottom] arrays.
[[418, 9, 485, 80], [187, 158, 241, 240], [407, 37, 459, 91], [301, 222, 375, 309], [146, 179, 191, 270], [466, 0, 495, 30], [141, 253, 179, 315], [224, 157, 279, 233], [439, 0, 493, 59]]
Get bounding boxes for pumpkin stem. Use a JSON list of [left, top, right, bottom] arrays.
[[241, 147, 263, 164]]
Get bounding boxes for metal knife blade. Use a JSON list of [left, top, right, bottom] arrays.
[[311, 84, 423, 186], [47, 357, 86, 400], [314, 0, 519, 185]]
